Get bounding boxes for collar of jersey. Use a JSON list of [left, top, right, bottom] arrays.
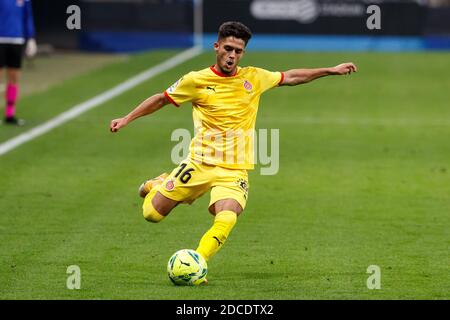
[[210, 65, 240, 77]]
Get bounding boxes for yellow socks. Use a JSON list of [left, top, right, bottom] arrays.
[[142, 187, 165, 223], [196, 210, 237, 261]]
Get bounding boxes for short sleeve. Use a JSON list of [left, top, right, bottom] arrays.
[[255, 68, 284, 93], [164, 72, 197, 107]]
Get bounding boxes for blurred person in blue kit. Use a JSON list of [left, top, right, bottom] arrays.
[[0, 0, 37, 126]]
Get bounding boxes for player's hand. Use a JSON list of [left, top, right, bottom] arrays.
[[110, 118, 128, 133], [25, 38, 37, 58], [331, 63, 357, 75]]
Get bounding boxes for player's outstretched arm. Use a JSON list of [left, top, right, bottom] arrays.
[[280, 62, 357, 86], [110, 93, 170, 133]]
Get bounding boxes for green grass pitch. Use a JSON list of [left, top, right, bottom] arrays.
[[0, 50, 449, 299]]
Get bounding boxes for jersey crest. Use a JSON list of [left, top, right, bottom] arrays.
[[243, 80, 253, 91]]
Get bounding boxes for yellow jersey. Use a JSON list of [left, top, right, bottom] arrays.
[[164, 65, 283, 170]]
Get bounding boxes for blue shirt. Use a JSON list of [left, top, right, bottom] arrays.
[[0, 0, 35, 44]]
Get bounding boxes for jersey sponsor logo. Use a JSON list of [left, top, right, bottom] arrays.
[[165, 179, 175, 191], [179, 260, 190, 267], [213, 236, 223, 247], [167, 77, 183, 94], [243, 80, 253, 91], [206, 86, 216, 92], [250, 0, 320, 24], [236, 178, 249, 194]]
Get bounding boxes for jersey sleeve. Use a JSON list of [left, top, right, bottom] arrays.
[[24, 0, 36, 39], [255, 68, 284, 93], [164, 72, 198, 107]]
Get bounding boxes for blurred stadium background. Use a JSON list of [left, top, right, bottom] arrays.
[[0, 0, 449, 299], [34, 0, 450, 52]]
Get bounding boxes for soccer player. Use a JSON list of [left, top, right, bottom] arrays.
[[0, 0, 37, 125], [110, 21, 357, 281]]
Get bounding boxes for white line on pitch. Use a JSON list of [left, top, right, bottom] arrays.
[[0, 47, 202, 156], [259, 116, 450, 127]]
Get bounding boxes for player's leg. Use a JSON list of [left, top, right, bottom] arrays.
[[0, 44, 6, 120], [196, 198, 242, 261], [5, 68, 20, 120], [6, 67, 20, 83], [140, 172, 176, 222], [142, 187, 179, 223], [138, 172, 168, 198], [141, 160, 212, 223], [4, 44, 24, 125], [196, 170, 249, 261], [0, 68, 3, 103]]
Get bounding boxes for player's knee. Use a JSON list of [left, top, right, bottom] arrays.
[[142, 199, 165, 223]]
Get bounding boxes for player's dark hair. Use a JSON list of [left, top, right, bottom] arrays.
[[218, 21, 252, 45]]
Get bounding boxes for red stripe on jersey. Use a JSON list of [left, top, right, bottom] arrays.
[[164, 91, 179, 107], [278, 72, 285, 86], [210, 65, 237, 77]]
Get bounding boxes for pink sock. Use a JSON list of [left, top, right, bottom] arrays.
[[5, 83, 18, 118]]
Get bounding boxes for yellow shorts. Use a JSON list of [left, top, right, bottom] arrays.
[[157, 159, 249, 211]]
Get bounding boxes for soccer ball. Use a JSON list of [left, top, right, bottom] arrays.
[[167, 249, 207, 286]]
